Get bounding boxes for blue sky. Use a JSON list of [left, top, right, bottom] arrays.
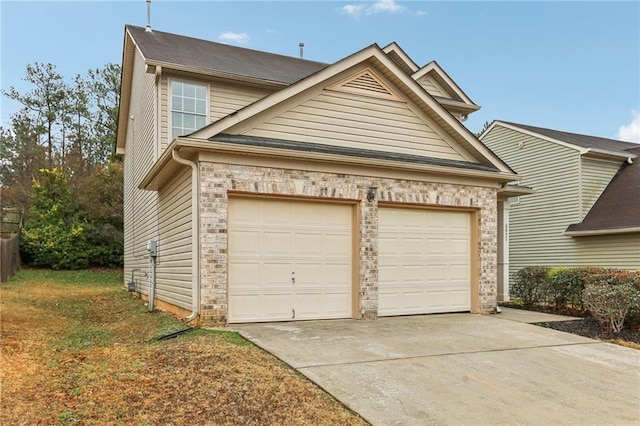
[[1, 0, 639, 141]]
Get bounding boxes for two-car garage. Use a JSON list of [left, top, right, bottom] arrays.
[[228, 197, 473, 323]]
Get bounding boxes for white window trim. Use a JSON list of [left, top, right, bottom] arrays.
[[168, 78, 209, 141]]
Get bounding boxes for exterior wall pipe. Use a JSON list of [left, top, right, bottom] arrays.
[[171, 149, 200, 323]]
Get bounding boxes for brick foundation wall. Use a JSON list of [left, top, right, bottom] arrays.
[[198, 162, 497, 325]]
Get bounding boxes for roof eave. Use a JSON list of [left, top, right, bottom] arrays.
[[498, 185, 535, 198], [145, 59, 291, 89], [412, 61, 477, 106], [581, 148, 637, 162], [564, 226, 640, 237], [115, 28, 136, 152], [140, 137, 519, 191]]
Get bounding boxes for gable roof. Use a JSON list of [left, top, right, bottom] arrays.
[[412, 61, 476, 106], [126, 25, 328, 85], [490, 121, 638, 160], [566, 146, 640, 236], [382, 42, 419, 74], [186, 43, 513, 177]]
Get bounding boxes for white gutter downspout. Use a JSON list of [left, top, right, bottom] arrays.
[[172, 149, 200, 323]]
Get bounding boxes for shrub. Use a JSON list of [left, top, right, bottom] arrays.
[[547, 267, 596, 310], [584, 269, 640, 326], [583, 281, 638, 334], [511, 266, 550, 306], [20, 167, 124, 270]]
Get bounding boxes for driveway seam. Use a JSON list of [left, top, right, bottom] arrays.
[[295, 341, 604, 369]]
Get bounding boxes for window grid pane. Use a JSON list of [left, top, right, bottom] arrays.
[[171, 80, 207, 139]]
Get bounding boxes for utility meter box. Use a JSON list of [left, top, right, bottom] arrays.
[[147, 239, 157, 257]]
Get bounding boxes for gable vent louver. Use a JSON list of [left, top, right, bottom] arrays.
[[330, 69, 402, 101]]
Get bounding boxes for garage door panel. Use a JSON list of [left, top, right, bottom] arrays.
[[229, 230, 261, 255], [263, 232, 293, 256], [323, 234, 352, 256], [450, 239, 470, 255], [324, 263, 352, 284], [293, 233, 323, 257], [229, 198, 353, 323], [379, 207, 471, 316]]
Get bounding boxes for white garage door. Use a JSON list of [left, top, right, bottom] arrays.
[[378, 207, 471, 316], [228, 198, 353, 323]]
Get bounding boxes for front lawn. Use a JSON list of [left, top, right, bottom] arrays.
[[0, 269, 367, 425]]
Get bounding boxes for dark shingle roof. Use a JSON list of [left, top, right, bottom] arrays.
[[566, 146, 640, 233], [210, 134, 499, 172], [127, 25, 328, 85], [501, 121, 638, 155]]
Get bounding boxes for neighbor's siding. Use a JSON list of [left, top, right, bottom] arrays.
[[160, 75, 272, 152], [482, 126, 580, 273], [580, 157, 621, 220], [156, 167, 192, 309], [415, 75, 447, 98], [123, 48, 159, 295], [482, 125, 640, 278], [245, 90, 469, 161]]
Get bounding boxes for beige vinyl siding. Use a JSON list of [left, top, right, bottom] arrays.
[[156, 167, 192, 309], [482, 125, 640, 278], [483, 126, 579, 271], [245, 90, 470, 162], [568, 233, 640, 269], [580, 157, 621, 220], [124, 48, 159, 295], [416, 75, 447, 98], [160, 76, 272, 152]]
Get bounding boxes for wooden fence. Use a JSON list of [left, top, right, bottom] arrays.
[[0, 234, 20, 283]]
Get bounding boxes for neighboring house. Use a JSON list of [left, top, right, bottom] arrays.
[[480, 121, 640, 299], [117, 25, 521, 325]]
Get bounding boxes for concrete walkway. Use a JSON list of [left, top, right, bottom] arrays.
[[231, 312, 640, 425]]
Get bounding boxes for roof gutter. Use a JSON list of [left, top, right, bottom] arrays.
[[171, 149, 200, 323], [564, 226, 640, 237], [580, 148, 638, 162]]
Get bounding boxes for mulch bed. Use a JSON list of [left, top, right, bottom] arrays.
[[535, 317, 640, 345], [500, 303, 640, 346]]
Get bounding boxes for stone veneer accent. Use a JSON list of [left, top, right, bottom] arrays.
[[198, 162, 498, 325]]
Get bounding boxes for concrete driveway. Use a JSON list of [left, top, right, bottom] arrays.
[[231, 310, 640, 425]]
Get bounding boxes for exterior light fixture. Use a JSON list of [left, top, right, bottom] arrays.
[[367, 184, 378, 202]]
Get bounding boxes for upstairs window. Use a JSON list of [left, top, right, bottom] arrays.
[[171, 80, 207, 140]]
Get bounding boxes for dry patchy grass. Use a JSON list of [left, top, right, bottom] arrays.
[[0, 269, 368, 425]]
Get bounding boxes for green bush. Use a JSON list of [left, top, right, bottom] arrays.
[[20, 167, 124, 270], [547, 267, 601, 310], [583, 281, 638, 334], [511, 266, 550, 306]]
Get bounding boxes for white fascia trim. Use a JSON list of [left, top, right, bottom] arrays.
[[564, 227, 640, 237], [490, 121, 637, 162]]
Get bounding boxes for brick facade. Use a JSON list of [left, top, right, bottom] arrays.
[[198, 162, 498, 325]]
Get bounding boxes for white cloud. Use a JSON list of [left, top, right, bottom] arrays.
[[368, 0, 406, 14], [618, 110, 640, 143], [342, 4, 365, 17], [414, 10, 427, 17], [342, 1, 407, 18], [218, 31, 249, 44]]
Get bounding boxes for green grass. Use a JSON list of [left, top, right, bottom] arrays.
[[9, 267, 123, 286]]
